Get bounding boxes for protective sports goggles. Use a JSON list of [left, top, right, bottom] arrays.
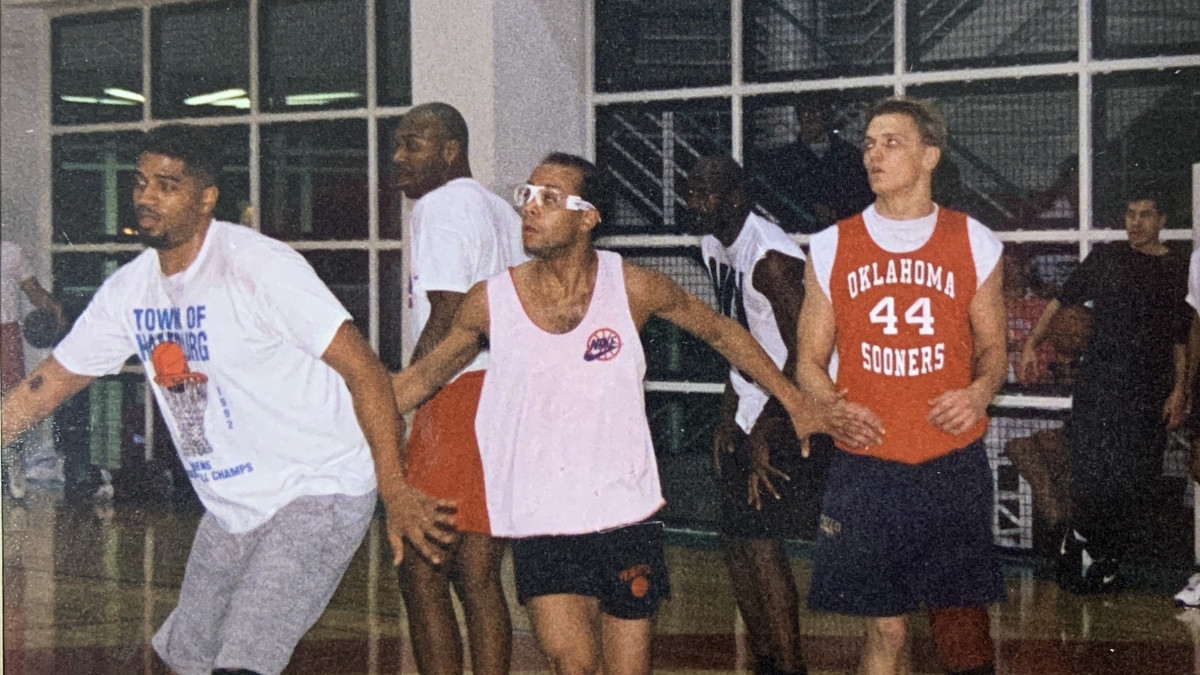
[[513, 183, 597, 214]]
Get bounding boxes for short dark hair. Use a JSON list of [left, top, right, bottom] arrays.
[[407, 102, 470, 152], [689, 154, 745, 198], [541, 152, 604, 217], [1125, 186, 1172, 216], [864, 96, 948, 150], [139, 124, 223, 186]]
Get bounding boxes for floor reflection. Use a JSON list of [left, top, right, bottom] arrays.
[[3, 488, 1198, 674]]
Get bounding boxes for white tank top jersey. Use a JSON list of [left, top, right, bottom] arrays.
[[474, 250, 664, 537], [700, 212, 805, 433]]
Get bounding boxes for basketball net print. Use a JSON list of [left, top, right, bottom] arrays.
[[151, 341, 214, 457]]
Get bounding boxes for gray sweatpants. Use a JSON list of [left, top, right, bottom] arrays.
[[153, 491, 375, 675]]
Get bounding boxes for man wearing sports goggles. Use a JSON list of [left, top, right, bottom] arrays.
[[394, 152, 881, 675], [513, 183, 598, 216]]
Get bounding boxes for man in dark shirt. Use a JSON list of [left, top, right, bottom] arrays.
[[1019, 189, 1190, 593], [763, 102, 874, 233]]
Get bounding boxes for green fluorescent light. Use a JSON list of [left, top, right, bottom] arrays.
[[60, 95, 136, 105], [183, 88, 248, 106], [211, 97, 251, 109], [104, 88, 145, 103], [285, 91, 361, 105]]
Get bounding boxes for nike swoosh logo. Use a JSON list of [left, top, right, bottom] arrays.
[[584, 345, 617, 361]]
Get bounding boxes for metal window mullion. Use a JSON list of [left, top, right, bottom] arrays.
[[249, 0, 262, 231], [585, 0, 597, 161], [1078, 0, 1093, 261], [731, 0, 743, 162], [142, 6, 153, 126], [365, 0, 380, 349], [894, 0, 907, 96]]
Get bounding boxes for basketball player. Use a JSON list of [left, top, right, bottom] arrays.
[[686, 154, 825, 675], [0, 124, 453, 675], [797, 97, 1007, 675], [392, 152, 883, 675], [391, 102, 525, 675]]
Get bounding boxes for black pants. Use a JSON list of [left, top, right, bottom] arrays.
[[1067, 391, 1167, 560]]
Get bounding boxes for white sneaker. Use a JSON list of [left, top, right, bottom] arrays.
[[1175, 572, 1200, 608]]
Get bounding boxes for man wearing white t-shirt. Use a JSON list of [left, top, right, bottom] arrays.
[[797, 98, 1007, 675], [390, 102, 524, 675], [0, 125, 453, 675], [687, 154, 824, 675]]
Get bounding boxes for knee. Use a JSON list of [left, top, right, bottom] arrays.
[[545, 650, 601, 675], [865, 617, 908, 654]]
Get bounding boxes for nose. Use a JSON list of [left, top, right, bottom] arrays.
[[392, 145, 405, 165]]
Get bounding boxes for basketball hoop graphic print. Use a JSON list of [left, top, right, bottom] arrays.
[[583, 328, 622, 362], [151, 341, 214, 457]]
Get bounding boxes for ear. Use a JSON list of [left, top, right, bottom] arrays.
[[200, 184, 219, 215], [923, 145, 942, 172], [580, 207, 602, 233], [441, 139, 461, 165]]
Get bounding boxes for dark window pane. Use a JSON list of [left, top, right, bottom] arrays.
[[52, 11, 143, 125], [53, 133, 142, 245], [910, 0, 1077, 70], [260, 120, 368, 240], [380, 250, 404, 370], [616, 247, 728, 382], [301, 250, 368, 331], [54, 128, 250, 244], [743, 89, 888, 234], [1096, 0, 1200, 59], [595, 99, 731, 234], [1093, 68, 1199, 230], [377, 0, 412, 107], [53, 251, 141, 322], [910, 78, 1078, 232], [744, 0, 893, 82], [377, 117, 403, 240], [595, 0, 730, 92], [648, 390, 722, 528], [152, 1, 250, 119], [1000, 242, 1081, 397], [260, 0, 366, 112]]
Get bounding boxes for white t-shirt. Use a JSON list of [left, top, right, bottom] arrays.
[[700, 213, 805, 432], [407, 178, 526, 375], [1, 241, 34, 324], [808, 204, 1002, 381], [1187, 248, 1200, 313], [809, 204, 1003, 300], [54, 220, 376, 533]]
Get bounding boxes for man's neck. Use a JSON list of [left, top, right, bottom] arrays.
[[159, 219, 212, 277], [715, 209, 751, 247], [873, 187, 936, 221], [532, 245, 598, 296], [1131, 240, 1168, 256]]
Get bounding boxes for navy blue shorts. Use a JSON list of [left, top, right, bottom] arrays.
[[511, 520, 670, 620], [720, 429, 833, 540], [807, 440, 1005, 617]]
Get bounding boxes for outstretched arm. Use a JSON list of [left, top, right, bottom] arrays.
[[1, 356, 93, 446], [625, 261, 882, 448], [927, 262, 1007, 434], [795, 261, 884, 449], [321, 321, 457, 565]]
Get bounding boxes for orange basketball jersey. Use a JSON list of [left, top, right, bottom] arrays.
[[830, 208, 988, 463]]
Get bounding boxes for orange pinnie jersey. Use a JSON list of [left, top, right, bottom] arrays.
[[830, 208, 988, 463]]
